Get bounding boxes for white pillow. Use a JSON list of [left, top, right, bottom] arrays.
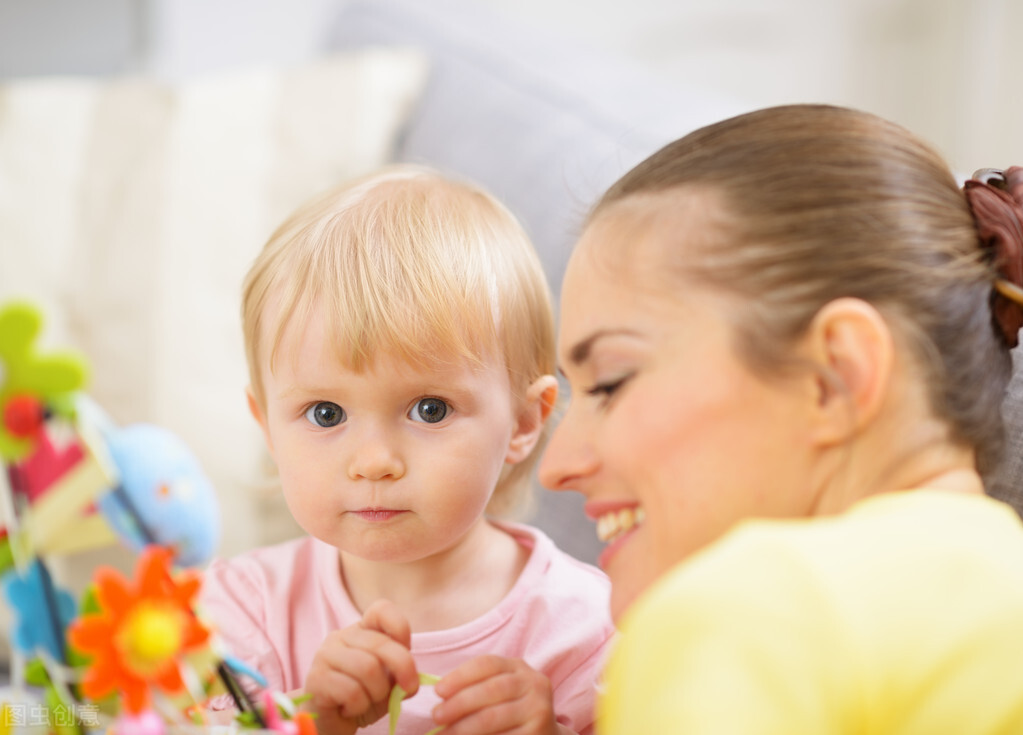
[[0, 50, 428, 560]]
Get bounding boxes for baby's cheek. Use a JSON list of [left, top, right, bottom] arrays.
[[280, 481, 325, 523]]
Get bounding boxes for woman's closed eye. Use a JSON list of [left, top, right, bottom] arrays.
[[305, 401, 346, 428], [409, 397, 450, 424], [586, 374, 633, 407]]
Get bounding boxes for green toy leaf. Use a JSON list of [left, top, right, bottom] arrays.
[[0, 301, 88, 461], [23, 658, 82, 735], [235, 711, 259, 728], [388, 673, 442, 735], [24, 657, 49, 687], [0, 536, 13, 577]]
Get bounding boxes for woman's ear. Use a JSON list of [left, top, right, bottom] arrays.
[[804, 298, 894, 446], [246, 386, 275, 455], [506, 375, 559, 464]]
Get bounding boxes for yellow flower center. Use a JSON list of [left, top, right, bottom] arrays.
[[117, 602, 185, 677]]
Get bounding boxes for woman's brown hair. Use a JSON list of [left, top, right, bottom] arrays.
[[592, 104, 1011, 475]]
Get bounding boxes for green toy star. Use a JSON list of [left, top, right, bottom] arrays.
[[0, 301, 88, 462]]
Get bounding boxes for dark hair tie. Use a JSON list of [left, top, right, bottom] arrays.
[[963, 166, 1023, 347]]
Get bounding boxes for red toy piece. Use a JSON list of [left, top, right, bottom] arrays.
[[3, 393, 46, 439], [7, 430, 85, 503]]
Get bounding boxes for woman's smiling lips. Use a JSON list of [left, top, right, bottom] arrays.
[[584, 501, 647, 569], [349, 508, 408, 522]]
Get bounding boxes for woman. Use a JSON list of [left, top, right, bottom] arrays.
[[539, 104, 1023, 732]]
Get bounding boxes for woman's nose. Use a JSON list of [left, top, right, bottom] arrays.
[[347, 427, 405, 481], [538, 410, 597, 492]]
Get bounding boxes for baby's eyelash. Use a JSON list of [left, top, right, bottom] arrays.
[[304, 401, 346, 428]]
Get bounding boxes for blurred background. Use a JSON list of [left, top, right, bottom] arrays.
[[1, 0, 1020, 172], [2, 0, 1022, 667], [1, 0, 1022, 696], [1, 0, 1021, 577]]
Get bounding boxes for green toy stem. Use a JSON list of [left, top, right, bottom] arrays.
[[388, 673, 443, 735]]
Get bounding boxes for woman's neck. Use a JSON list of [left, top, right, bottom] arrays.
[[810, 412, 984, 516], [338, 519, 530, 632]]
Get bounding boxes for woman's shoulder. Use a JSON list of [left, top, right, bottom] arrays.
[[603, 491, 1023, 733], [637, 489, 1023, 616], [784, 489, 1023, 590]]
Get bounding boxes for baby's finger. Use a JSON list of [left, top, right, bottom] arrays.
[[433, 655, 514, 699], [306, 630, 411, 712], [306, 663, 375, 717], [361, 599, 412, 648], [434, 661, 544, 727], [435, 700, 528, 735], [359, 601, 418, 694], [341, 642, 401, 708]]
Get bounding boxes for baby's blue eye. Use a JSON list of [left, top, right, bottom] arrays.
[[410, 397, 449, 424], [305, 402, 345, 427]]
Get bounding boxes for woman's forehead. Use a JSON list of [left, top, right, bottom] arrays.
[[584, 187, 727, 251], [569, 188, 729, 291]]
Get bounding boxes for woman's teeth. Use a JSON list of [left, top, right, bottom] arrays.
[[596, 507, 646, 543]]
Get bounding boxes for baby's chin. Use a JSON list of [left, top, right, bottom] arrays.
[[334, 531, 448, 565]]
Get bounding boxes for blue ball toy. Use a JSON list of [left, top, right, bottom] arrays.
[[97, 423, 220, 567]]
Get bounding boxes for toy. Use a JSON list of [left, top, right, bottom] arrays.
[[387, 674, 442, 735], [61, 546, 311, 735], [67, 546, 209, 714], [79, 398, 220, 568], [0, 300, 295, 735], [3, 560, 76, 664], [0, 301, 220, 570], [257, 691, 315, 735], [0, 302, 86, 466]]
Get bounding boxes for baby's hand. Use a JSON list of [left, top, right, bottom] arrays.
[[431, 655, 570, 735], [303, 599, 419, 735]]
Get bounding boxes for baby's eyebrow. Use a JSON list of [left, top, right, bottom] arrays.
[[279, 384, 341, 399]]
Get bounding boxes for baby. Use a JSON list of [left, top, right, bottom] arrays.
[[200, 166, 613, 735]]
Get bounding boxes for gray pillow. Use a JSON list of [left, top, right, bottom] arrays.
[[325, 0, 747, 307]]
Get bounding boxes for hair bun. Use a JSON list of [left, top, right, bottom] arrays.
[[963, 166, 1023, 347]]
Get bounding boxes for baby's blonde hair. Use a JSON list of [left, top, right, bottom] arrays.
[[242, 165, 555, 515]]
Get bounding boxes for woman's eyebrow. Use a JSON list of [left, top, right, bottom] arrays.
[[567, 329, 638, 366]]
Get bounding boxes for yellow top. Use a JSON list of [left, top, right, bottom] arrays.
[[599, 491, 1023, 734]]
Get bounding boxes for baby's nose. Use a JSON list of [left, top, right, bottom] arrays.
[[347, 429, 405, 481]]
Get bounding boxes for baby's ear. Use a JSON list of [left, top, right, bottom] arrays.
[[505, 375, 558, 464], [246, 386, 274, 454]]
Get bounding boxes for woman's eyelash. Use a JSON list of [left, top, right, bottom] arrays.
[[585, 375, 632, 400]]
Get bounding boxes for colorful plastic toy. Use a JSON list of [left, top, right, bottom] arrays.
[[0, 300, 268, 735], [388, 674, 443, 735], [92, 417, 221, 568], [0, 302, 87, 465], [68, 546, 210, 714], [2, 560, 76, 664]]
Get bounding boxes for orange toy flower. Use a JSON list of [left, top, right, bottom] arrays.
[[68, 546, 211, 713]]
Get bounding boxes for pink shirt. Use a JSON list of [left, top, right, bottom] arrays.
[[199, 522, 614, 734]]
